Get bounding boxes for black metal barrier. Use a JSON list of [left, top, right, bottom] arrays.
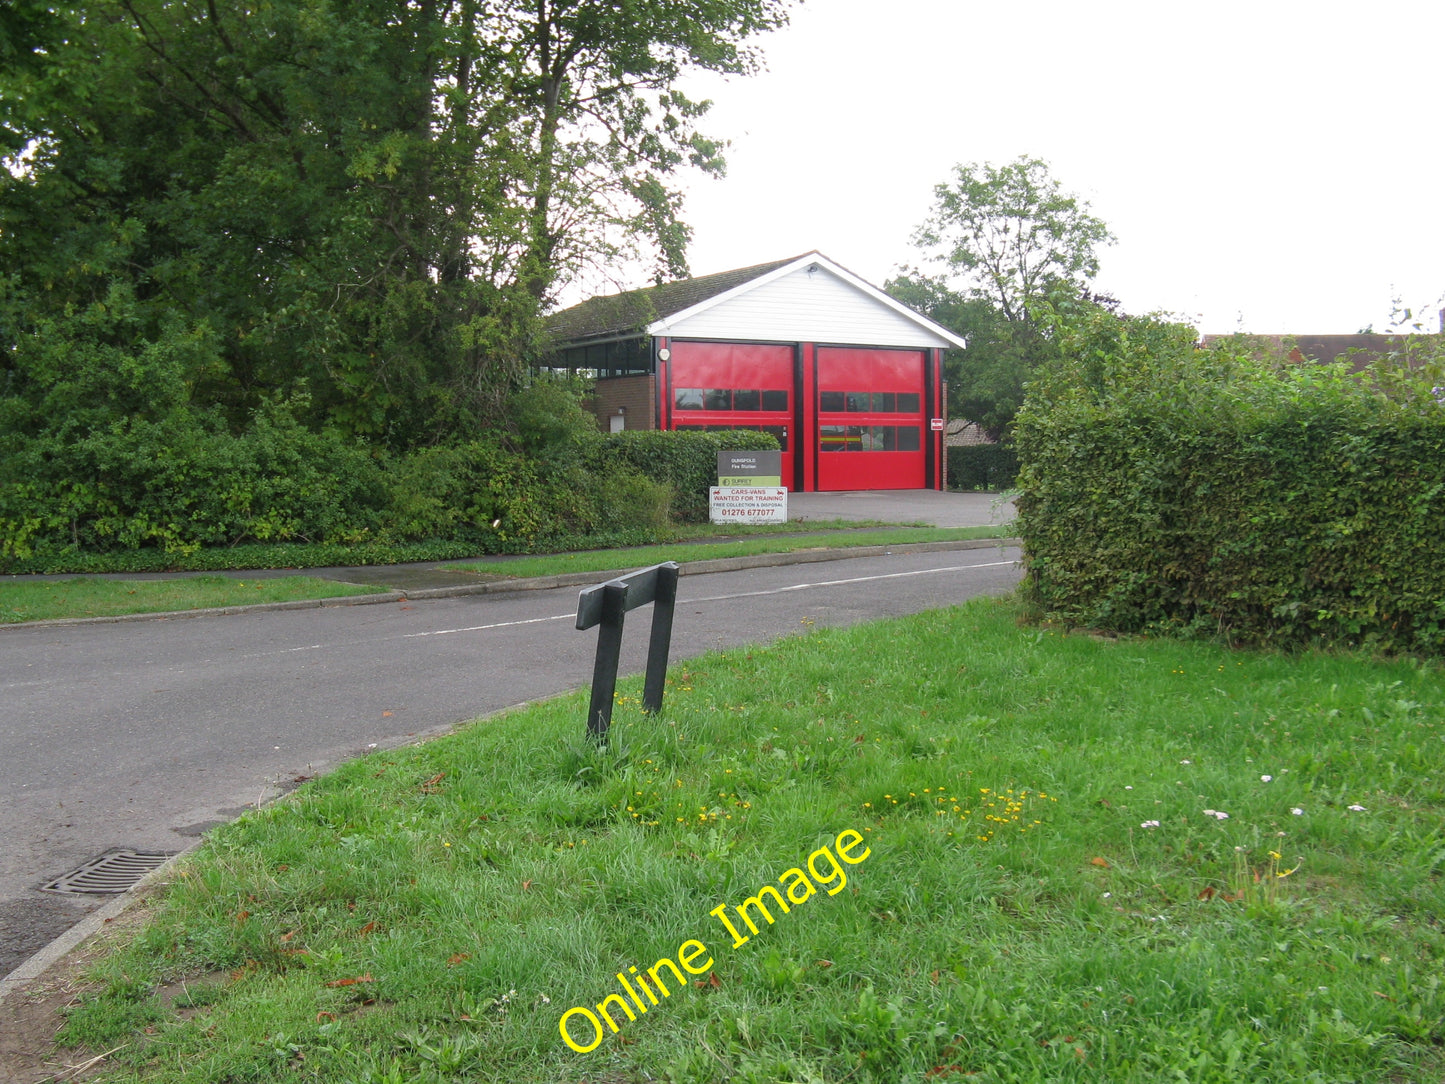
[[575, 562, 679, 741]]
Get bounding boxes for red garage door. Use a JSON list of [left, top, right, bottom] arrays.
[[668, 341, 795, 484], [815, 348, 927, 491]]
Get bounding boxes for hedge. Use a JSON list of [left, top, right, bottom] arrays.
[[947, 443, 1018, 491], [587, 428, 781, 523], [0, 415, 781, 572], [1014, 312, 1445, 654]]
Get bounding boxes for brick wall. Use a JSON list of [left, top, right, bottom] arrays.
[[592, 375, 656, 432]]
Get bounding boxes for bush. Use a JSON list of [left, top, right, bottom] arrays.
[[588, 428, 780, 523], [1014, 309, 1445, 653], [0, 369, 777, 570], [947, 443, 1018, 490], [379, 441, 664, 552], [504, 377, 603, 471], [378, 441, 545, 547], [591, 469, 673, 535], [0, 397, 383, 561]]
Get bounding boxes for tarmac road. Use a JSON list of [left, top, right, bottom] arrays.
[[0, 542, 1021, 980]]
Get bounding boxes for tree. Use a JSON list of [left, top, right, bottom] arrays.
[[0, 0, 792, 445], [891, 156, 1114, 438], [885, 272, 1023, 438], [912, 156, 1113, 326]]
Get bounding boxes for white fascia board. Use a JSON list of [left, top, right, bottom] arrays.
[[644, 252, 969, 350]]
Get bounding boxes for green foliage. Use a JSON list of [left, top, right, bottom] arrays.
[[0, 0, 798, 574], [589, 428, 780, 523], [592, 469, 674, 535], [911, 156, 1115, 326], [1015, 311, 1445, 653], [0, 364, 745, 568], [0, 404, 667, 569], [505, 377, 604, 469], [0, 356, 781, 569], [0, 540, 484, 577], [889, 157, 1115, 440], [0, 393, 382, 562], [0, 0, 794, 447], [947, 443, 1019, 491], [378, 441, 549, 548], [373, 437, 672, 552]]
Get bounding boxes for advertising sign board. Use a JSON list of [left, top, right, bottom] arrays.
[[709, 487, 787, 524]]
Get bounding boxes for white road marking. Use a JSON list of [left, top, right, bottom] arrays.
[[686, 559, 1018, 604], [408, 557, 1018, 636], [402, 614, 574, 638], [182, 554, 1019, 660]]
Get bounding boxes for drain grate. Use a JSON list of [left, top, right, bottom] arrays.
[[41, 849, 178, 895]]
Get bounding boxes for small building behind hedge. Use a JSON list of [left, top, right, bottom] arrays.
[[545, 252, 966, 492]]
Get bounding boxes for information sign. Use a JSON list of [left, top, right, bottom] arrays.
[[709, 487, 787, 524], [717, 450, 782, 487]]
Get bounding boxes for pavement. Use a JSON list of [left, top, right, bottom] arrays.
[[788, 488, 1016, 529], [0, 488, 1017, 1006]]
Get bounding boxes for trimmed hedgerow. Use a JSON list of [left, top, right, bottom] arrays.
[[1014, 310, 1445, 653], [947, 443, 1018, 491], [587, 428, 781, 523], [0, 400, 778, 572], [0, 399, 386, 563]]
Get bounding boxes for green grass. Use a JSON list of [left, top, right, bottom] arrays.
[[450, 524, 1010, 579], [58, 598, 1444, 1082], [0, 575, 383, 623]]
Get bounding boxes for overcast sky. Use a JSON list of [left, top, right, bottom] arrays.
[[650, 0, 1444, 336]]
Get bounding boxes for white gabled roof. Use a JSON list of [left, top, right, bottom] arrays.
[[547, 252, 968, 351], [646, 252, 968, 350]]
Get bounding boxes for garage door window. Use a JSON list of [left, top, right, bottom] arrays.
[[676, 388, 789, 412]]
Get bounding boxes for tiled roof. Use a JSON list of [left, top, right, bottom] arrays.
[[545, 255, 809, 343], [1201, 333, 1437, 371]]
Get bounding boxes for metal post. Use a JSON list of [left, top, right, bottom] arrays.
[[584, 583, 628, 741], [641, 563, 678, 714], [576, 563, 681, 742]]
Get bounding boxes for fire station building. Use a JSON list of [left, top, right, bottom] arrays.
[[545, 252, 967, 492]]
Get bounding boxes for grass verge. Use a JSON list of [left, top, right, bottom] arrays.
[[54, 597, 1443, 1082], [0, 575, 383, 623], [450, 525, 1010, 579], [0, 518, 938, 577]]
